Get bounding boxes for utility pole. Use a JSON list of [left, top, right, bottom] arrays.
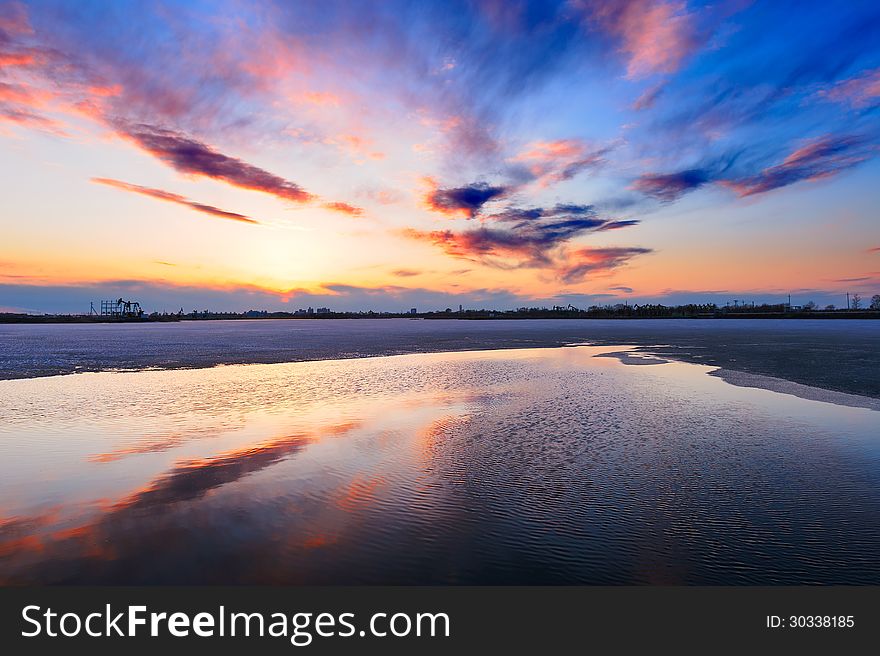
[[846, 292, 850, 310]]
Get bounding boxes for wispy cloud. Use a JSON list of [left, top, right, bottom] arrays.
[[579, 0, 699, 78], [559, 247, 653, 283], [322, 201, 364, 216], [509, 139, 611, 187], [116, 123, 314, 203], [91, 178, 259, 224], [818, 67, 880, 109], [632, 168, 713, 201], [724, 134, 873, 197]]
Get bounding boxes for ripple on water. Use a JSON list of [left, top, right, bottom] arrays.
[[0, 345, 878, 584]]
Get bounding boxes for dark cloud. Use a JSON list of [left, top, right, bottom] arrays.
[[491, 203, 597, 223], [596, 219, 640, 231], [92, 178, 259, 224], [116, 122, 315, 203], [632, 168, 713, 201], [424, 182, 509, 218], [405, 202, 641, 269], [632, 134, 872, 201]]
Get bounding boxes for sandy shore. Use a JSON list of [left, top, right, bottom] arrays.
[[708, 368, 880, 411], [1, 319, 878, 400]]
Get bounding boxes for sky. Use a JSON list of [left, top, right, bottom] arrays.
[[1, 0, 879, 314]]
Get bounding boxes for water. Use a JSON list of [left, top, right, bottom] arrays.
[[1, 344, 878, 584]]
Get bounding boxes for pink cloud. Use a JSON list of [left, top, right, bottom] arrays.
[[321, 201, 364, 216], [581, 0, 699, 78], [723, 135, 873, 197], [510, 138, 610, 186], [558, 246, 653, 282], [116, 122, 315, 203], [631, 82, 665, 110], [0, 1, 33, 36], [298, 91, 341, 107], [325, 133, 385, 161], [818, 68, 880, 109], [91, 177, 259, 224]]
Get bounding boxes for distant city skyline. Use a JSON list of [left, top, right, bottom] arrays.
[[2, 1, 879, 314]]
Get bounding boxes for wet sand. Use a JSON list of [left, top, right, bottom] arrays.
[[708, 369, 880, 412]]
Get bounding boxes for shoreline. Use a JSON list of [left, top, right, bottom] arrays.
[[3, 339, 879, 411], [707, 368, 880, 412], [2, 319, 877, 399]]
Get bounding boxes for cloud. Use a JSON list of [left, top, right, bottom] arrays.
[[632, 135, 874, 200], [0, 1, 32, 36], [392, 269, 421, 277], [423, 179, 509, 218], [358, 187, 403, 205], [92, 177, 259, 224], [632, 168, 713, 201], [0, 76, 62, 132], [324, 133, 384, 161], [116, 123, 315, 203], [405, 202, 642, 271], [597, 219, 641, 231], [509, 139, 611, 186], [830, 276, 871, 283], [632, 82, 665, 111], [642, 5, 880, 151], [117, 432, 326, 511], [558, 247, 653, 283], [321, 201, 364, 216], [580, 0, 699, 78], [724, 134, 873, 197], [817, 67, 880, 109]]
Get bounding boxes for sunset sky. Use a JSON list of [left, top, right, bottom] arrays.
[[1, 0, 879, 313]]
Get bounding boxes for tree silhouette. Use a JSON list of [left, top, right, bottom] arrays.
[[851, 293, 862, 310], [871, 294, 880, 310]]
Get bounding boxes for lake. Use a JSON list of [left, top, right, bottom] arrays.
[[1, 340, 879, 584]]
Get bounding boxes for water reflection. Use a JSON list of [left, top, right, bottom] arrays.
[[1, 346, 879, 584]]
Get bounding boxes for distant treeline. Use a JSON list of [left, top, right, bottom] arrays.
[[3, 301, 880, 323]]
